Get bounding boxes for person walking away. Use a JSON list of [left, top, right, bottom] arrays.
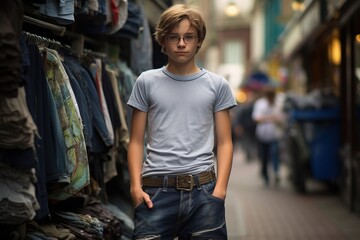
[[127, 4, 237, 239], [235, 97, 258, 161], [252, 86, 283, 186]]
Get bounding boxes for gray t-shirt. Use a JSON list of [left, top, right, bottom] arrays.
[[127, 66, 237, 176]]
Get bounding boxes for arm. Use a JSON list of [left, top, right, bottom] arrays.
[[252, 99, 281, 124], [254, 115, 274, 124], [128, 108, 153, 208], [213, 109, 233, 200]]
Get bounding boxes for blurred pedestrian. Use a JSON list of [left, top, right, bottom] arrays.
[[127, 3, 237, 239], [252, 86, 284, 185], [234, 90, 259, 161]]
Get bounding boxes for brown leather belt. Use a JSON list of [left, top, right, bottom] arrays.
[[142, 170, 216, 191]]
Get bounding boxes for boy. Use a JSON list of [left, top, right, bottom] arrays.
[[127, 4, 237, 239]]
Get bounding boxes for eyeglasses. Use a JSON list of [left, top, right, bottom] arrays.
[[166, 34, 197, 44]]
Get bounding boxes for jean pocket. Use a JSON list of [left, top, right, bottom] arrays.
[[143, 187, 162, 201], [201, 182, 225, 204], [134, 187, 162, 210]]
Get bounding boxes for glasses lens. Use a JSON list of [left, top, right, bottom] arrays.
[[184, 35, 196, 44], [167, 35, 180, 43], [167, 34, 197, 44]]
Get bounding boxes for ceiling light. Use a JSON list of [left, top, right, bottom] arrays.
[[225, 2, 239, 17]]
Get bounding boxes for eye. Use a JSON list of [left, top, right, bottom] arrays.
[[185, 35, 194, 40], [167, 35, 179, 41], [184, 35, 196, 43]]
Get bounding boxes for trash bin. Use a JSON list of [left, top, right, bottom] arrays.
[[288, 107, 340, 192]]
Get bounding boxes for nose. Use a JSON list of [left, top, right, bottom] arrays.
[[177, 37, 186, 46]]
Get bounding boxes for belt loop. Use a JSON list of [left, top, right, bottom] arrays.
[[194, 175, 201, 190], [210, 169, 215, 181], [162, 176, 168, 192]]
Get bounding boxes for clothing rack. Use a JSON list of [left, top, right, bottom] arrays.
[[22, 31, 62, 50], [23, 15, 66, 36], [83, 49, 108, 59], [63, 31, 104, 55], [23, 15, 104, 56]]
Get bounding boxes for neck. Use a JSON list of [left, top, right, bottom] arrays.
[[166, 62, 200, 75]]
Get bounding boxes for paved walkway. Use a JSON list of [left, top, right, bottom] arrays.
[[226, 146, 360, 240]]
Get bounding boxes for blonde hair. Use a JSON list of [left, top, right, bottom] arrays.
[[154, 4, 206, 53]]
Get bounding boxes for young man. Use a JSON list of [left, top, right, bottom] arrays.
[[127, 4, 237, 239]]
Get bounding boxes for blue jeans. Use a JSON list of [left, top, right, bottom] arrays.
[[132, 180, 227, 239]]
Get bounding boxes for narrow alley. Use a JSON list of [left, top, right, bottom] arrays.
[[225, 146, 360, 240]]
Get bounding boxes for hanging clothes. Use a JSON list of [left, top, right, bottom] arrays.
[[63, 55, 114, 154], [42, 48, 90, 201], [0, 0, 23, 98], [38, 0, 75, 25], [130, 0, 153, 76], [22, 39, 70, 220], [88, 58, 115, 144]]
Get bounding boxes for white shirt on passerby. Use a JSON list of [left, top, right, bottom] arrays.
[[252, 93, 284, 142]]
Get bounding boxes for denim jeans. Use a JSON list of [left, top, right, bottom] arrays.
[[63, 61, 93, 149], [132, 180, 227, 239], [63, 56, 113, 153]]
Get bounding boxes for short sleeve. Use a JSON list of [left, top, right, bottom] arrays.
[[214, 77, 237, 112], [127, 73, 149, 112]]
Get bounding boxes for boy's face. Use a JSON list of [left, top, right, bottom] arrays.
[[163, 18, 200, 65]]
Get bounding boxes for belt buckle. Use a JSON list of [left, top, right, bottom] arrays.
[[176, 174, 194, 191]]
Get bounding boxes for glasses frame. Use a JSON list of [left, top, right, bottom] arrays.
[[166, 34, 198, 44]]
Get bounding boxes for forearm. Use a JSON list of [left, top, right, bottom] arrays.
[[127, 141, 144, 190], [214, 140, 233, 199], [128, 141, 154, 208], [255, 115, 272, 123]]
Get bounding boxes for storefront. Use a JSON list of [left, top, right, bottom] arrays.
[[337, 0, 360, 214], [0, 0, 173, 238], [280, 0, 360, 214]]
